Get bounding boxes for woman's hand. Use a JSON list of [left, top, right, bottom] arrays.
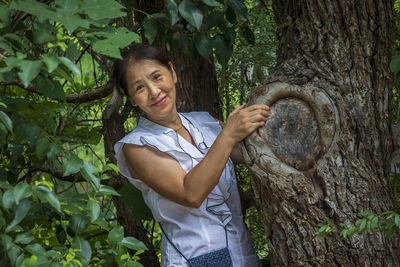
[[221, 104, 270, 144]]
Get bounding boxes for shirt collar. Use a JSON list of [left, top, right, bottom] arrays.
[[137, 113, 208, 151]]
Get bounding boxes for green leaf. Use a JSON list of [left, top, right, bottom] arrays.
[[166, 0, 179, 26], [178, 0, 203, 31], [229, 0, 249, 20], [195, 32, 212, 58], [212, 34, 232, 67], [80, 163, 100, 190], [87, 200, 100, 222], [55, 0, 80, 13], [58, 57, 81, 77], [118, 183, 152, 220], [13, 183, 32, 205], [390, 55, 400, 73], [47, 143, 61, 160], [91, 27, 140, 58], [395, 215, 400, 227], [81, 0, 125, 20], [108, 226, 124, 247], [33, 23, 57, 44], [55, 0, 91, 32], [204, 11, 224, 31], [98, 185, 120, 196], [143, 17, 159, 45], [36, 77, 66, 101], [17, 60, 43, 88], [201, 0, 220, 7], [10, 0, 56, 23], [25, 243, 46, 256], [0, 3, 10, 28], [34, 186, 61, 212], [121, 237, 147, 251], [63, 154, 84, 176], [1, 234, 12, 251], [0, 181, 12, 190], [60, 14, 92, 33], [104, 163, 119, 174], [70, 214, 90, 234], [0, 57, 19, 73], [94, 217, 110, 230], [6, 198, 31, 233], [35, 136, 50, 160], [241, 25, 255, 45], [41, 54, 59, 73], [15, 253, 25, 267], [8, 246, 20, 265], [71, 236, 91, 265], [357, 219, 367, 232], [0, 111, 12, 132], [127, 261, 144, 267], [2, 189, 14, 210], [15, 231, 34, 244]]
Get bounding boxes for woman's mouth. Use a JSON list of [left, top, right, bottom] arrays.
[[152, 96, 167, 107]]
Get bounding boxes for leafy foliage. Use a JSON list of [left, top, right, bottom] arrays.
[[316, 211, 400, 239], [0, 0, 145, 266]]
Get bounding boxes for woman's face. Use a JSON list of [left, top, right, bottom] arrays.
[[125, 59, 178, 122]]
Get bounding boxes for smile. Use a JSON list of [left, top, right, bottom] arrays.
[[152, 96, 167, 107]]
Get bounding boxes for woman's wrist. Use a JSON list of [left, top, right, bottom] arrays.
[[219, 128, 238, 148]]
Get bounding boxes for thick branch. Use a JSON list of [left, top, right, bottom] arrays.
[[65, 83, 113, 103], [0, 81, 113, 103]]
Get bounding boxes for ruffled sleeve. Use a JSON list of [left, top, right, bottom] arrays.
[[114, 132, 193, 191]]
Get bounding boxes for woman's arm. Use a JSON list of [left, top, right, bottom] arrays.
[[122, 104, 269, 208], [216, 120, 245, 164]]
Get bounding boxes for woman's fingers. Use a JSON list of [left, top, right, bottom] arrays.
[[223, 104, 270, 142]]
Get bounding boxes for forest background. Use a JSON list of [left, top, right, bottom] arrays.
[[0, 0, 399, 266]]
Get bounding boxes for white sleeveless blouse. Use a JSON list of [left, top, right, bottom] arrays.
[[114, 112, 261, 267]]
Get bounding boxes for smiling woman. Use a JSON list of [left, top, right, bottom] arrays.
[[112, 44, 269, 267]]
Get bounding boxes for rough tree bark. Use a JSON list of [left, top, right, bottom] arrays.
[[242, 0, 400, 266]]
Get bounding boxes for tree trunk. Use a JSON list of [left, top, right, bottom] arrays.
[[102, 94, 161, 267], [242, 0, 400, 266]]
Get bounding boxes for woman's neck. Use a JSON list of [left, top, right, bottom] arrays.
[[145, 111, 183, 131]]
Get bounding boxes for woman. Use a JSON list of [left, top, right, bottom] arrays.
[[113, 44, 269, 266]]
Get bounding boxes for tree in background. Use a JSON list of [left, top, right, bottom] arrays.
[[0, 0, 256, 266], [242, 0, 400, 265]]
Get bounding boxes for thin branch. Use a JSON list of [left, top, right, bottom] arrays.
[[64, 119, 102, 126], [31, 165, 84, 183], [84, 230, 108, 241], [86, 145, 105, 165]]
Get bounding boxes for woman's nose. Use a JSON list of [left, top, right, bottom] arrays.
[[148, 83, 161, 97]]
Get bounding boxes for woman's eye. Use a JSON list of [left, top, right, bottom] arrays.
[[136, 85, 144, 91], [153, 74, 161, 80]]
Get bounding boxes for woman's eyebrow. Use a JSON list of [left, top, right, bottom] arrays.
[[131, 70, 160, 87], [147, 70, 160, 78]]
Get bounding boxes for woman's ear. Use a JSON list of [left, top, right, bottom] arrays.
[[168, 61, 178, 83], [127, 95, 138, 107]]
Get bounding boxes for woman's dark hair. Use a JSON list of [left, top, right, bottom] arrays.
[[112, 43, 171, 97]]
